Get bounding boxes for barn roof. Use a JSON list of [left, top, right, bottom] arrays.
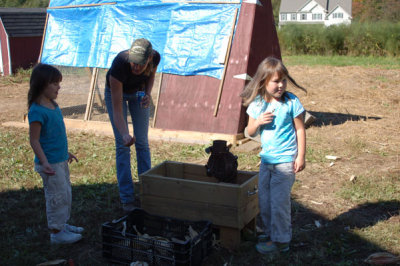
[[0, 8, 46, 37]]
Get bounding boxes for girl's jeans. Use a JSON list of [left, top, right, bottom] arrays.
[[35, 161, 71, 231], [258, 162, 295, 243], [105, 86, 151, 204]]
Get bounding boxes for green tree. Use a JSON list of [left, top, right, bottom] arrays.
[[271, 0, 281, 24]]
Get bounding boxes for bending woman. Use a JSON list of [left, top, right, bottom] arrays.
[[105, 38, 160, 212]]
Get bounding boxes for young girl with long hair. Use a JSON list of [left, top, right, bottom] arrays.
[[28, 63, 83, 244], [241, 57, 307, 253]]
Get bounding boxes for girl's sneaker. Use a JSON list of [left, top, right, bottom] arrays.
[[50, 230, 82, 244], [256, 241, 290, 254], [257, 234, 271, 243], [64, 224, 84, 234]]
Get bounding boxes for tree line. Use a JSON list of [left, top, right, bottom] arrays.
[[1, 0, 399, 23]]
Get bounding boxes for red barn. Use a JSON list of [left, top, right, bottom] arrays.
[[0, 8, 46, 76]]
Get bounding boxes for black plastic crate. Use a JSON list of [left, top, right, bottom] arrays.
[[102, 209, 212, 265]]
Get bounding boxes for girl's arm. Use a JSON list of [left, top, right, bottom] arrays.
[[141, 65, 158, 108], [110, 75, 135, 146], [247, 112, 275, 136], [29, 122, 56, 175], [293, 112, 306, 173]]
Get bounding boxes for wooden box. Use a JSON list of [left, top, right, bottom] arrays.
[[139, 161, 259, 249]]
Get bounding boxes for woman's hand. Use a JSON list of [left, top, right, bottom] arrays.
[[123, 134, 136, 147], [68, 153, 78, 164], [141, 94, 150, 108]]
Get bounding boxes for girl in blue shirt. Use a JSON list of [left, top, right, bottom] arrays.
[[28, 64, 83, 244], [241, 57, 307, 253]]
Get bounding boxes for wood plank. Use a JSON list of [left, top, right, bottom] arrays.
[[214, 8, 238, 117], [38, 13, 48, 63], [141, 195, 241, 228], [152, 73, 163, 128], [166, 161, 184, 179], [218, 226, 241, 250], [84, 67, 98, 121], [140, 174, 240, 207], [14, 119, 243, 144], [48, 2, 116, 9]]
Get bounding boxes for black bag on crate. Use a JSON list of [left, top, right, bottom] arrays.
[[205, 140, 238, 183]]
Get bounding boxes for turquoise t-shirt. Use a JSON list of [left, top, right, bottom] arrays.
[[28, 102, 69, 164], [246, 93, 305, 164]]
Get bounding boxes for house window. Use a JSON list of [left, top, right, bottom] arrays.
[[281, 14, 287, 21], [333, 13, 343, 19], [291, 13, 297, 20], [301, 14, 307, 20], [312, 13, 322, 20]]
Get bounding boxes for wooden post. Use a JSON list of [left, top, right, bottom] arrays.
[[213, 8, 238, 117], [86, 67, 105, 109], [152, 73, 163, 128], [38, 13, 49, 63], [84, 68, 99, 121]]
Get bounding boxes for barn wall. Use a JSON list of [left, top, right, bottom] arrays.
[[9, 36, 42, 74], [0, 20, 10, 76], [155, 0, 281, 135]]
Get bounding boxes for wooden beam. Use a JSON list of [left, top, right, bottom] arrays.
[[213, 8, 238, 117], [47, 2, 116, 9], [152, 73, 163, 128], [85, 68, 105, 109], [38, 13, 49, 63], [84, 68, 99, 121]]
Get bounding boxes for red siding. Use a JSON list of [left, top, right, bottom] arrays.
[[0, 19, 10, 76], [9, 36, 42, 74], [154, 0, 281, 135]]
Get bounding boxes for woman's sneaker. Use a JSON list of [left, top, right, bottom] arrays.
[[64, 224, 84, 234], [256, 241, 289, 254], [50, 229, 82, 244]]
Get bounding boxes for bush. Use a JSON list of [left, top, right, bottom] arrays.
[[278, 22, 400, 57]]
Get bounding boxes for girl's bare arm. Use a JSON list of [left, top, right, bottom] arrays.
[[293, 112, 306, 173], [29, 122, 55, 175]]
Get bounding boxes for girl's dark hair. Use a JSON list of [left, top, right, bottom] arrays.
[[241, 57, 306, 106], [27, 63, 62, 109]]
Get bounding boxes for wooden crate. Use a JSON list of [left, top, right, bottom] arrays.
[[139, 161, 259, 249]]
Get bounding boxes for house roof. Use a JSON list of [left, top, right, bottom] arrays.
[[0, 8, 46, 37], [280, 0, 352, 15]]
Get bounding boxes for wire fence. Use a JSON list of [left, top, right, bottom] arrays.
[[56, 66, 161, 126]]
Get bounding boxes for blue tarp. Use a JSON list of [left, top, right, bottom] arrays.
[[41, 0, 241, 79]]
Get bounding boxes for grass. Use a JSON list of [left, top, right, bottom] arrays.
[[1, 125, 399, 265], [283, 55, 400, 69]]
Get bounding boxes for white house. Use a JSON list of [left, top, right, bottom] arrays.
[[279, 0, 352, 27]]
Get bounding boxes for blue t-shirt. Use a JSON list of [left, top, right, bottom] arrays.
[[246, 93, 305, 164], [28, 102, 69, 164]]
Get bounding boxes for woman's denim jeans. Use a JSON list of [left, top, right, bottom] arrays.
[[105, 86, 151, 204]]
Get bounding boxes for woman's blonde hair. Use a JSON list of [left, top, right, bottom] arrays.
[[241, 57, 306, 106]]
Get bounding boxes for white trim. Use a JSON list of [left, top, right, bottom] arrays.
[[233, 73, 252, 80], [243, 0, 262, 6]]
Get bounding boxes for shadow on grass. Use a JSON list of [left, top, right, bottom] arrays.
[[0, 184, 398, 265], [307, 111, 381, 127]]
